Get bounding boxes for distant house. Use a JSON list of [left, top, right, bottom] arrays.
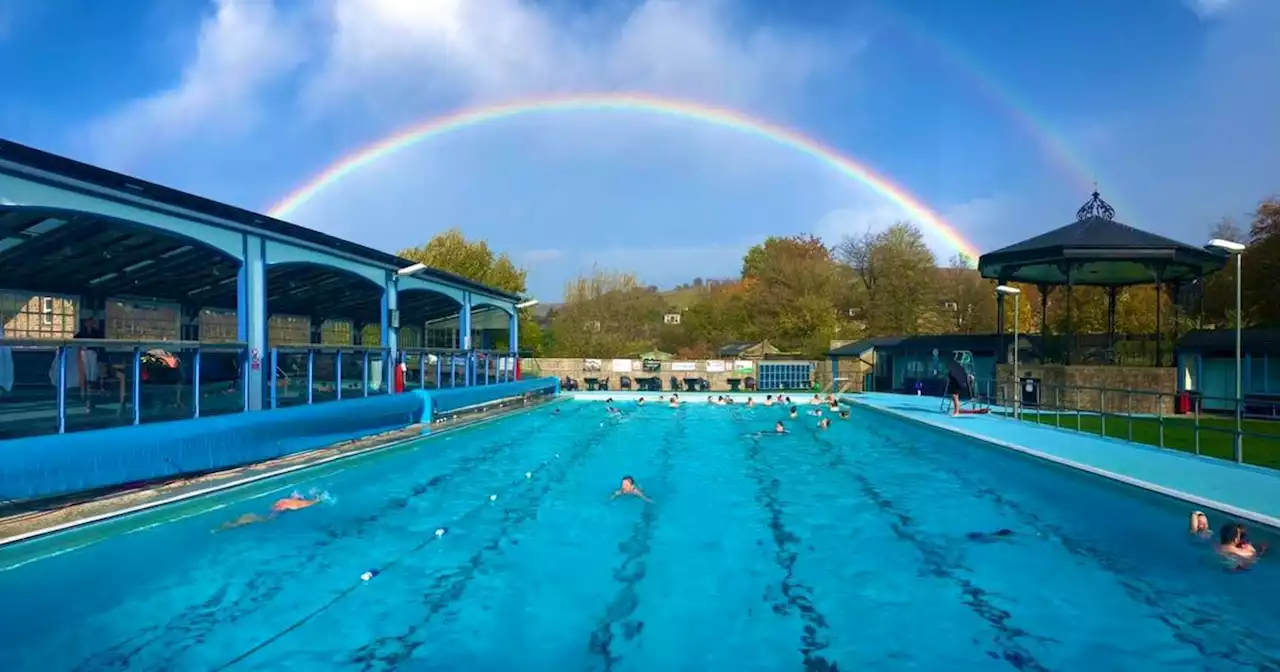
[[718, 340, 783, 360]]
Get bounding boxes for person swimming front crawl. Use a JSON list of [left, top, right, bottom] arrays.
[[218, 492, 323, 530], [612, 475, 653, 503]]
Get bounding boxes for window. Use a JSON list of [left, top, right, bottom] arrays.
[[663, 313, 682, 325], [268, 314, 310, 346], [583, 320, 602, 333], [0, 291, 78, 338], [107, 299, 180, 341]]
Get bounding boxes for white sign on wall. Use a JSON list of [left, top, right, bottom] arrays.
[[705, 360, 726, 373], [671, 361, 697, 372], [611, 359, 633, 372]]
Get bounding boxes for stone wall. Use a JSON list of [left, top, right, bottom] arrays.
[[996, 363, 1177, 414], [522, 357, 831, 392]]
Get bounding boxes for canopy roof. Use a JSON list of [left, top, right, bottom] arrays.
[[978, 191, 1227, 287]]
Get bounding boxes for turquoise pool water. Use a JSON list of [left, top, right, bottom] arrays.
[[1, 401, 1278, 670]]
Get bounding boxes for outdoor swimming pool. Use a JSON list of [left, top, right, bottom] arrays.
[[1, 399, 1278, 671]]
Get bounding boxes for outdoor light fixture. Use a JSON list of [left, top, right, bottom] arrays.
[[515, 299, 540, 309], [1207, 239, 1246, 253], [397, 262, 427, 276], [1206, 237, 1247, 462], [995, 284, 1022, 418]]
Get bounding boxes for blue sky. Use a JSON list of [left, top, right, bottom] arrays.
[[1, 0, 1276, 300]]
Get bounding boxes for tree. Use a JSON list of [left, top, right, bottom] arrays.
[[398, 228, 542, 353], [939, 253, 997, 334], [1201, 217, 1247, 328], [1245, 197, 1280, 325], [835, 222, 938, 336], [545, 267, 668, 357], [741, 235, 842, 356]]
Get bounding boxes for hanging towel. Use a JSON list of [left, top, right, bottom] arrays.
[[0, 322, 13, 393], [49, 346, 96, 390]]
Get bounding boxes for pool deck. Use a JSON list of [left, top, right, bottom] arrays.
[[846, 393, 1280, 530]]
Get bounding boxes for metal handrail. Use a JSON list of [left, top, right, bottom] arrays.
[[1, 339, 526, 437], [971, 377, 1280, 468], [0, 337, 246, 349]]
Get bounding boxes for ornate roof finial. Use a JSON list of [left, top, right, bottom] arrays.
[[1076, 189, 1115, 222]]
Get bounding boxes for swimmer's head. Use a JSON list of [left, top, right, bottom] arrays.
[[620, 476, 636, 492], [1219, 522, 1246, 546], [1190, 510, 1210, 533], [775, 421, 785, 433]]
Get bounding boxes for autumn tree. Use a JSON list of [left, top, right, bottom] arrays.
[[1244, 197, 1280, 325], [1200, 217, 1247, 328], [741, 235, 842, 356], [545, 267, 668, 357], [398, 228, 543, 354], [835, 222, 938, 336], [679, 280, 757, 356]]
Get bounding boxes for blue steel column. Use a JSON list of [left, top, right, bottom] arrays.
[[508, 310, 519, 384], [459, 292, 473, 386], [384, 274, 396, 391], [238, 234, 267, 411]]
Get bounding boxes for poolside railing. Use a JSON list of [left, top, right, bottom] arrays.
[[0, 338, 248, 436], [0, 339, 524, 438], [971, 378, 1280, 469]]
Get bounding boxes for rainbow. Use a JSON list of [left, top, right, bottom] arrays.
[[267, 93, 983, 260]]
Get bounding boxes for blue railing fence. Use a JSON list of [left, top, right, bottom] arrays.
[[965, 377, 1280, 468], [0, 338, 524, 440]]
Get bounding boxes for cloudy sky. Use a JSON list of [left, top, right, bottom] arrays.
[[1, 0, 1276, 299]]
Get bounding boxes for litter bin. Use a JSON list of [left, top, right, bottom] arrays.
[[1020, 376, 1041, 408]]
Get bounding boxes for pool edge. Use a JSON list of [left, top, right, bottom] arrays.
[[845, 396, 1280, 532]]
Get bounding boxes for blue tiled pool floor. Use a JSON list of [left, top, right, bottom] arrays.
[[847, 393, 1280, 529]]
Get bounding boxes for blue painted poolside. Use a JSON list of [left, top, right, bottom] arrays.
[[847, 392, 1280, 529]]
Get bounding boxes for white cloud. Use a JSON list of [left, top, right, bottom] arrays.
[[85, 0, 308, 166], [86, 0, 853, 170], [1186, 0, 1232, 19]]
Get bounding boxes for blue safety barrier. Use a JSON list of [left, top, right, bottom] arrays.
[[0, 392, 428, 503], [419, 377, 560, 420]]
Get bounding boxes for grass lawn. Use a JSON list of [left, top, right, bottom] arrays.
[[1017, 410, 1280, 470]]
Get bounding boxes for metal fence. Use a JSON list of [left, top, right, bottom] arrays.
[[971, 378, 1280, 469], [0, 338, 523, 439]]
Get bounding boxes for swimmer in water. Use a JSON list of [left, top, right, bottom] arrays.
[[669, 394, 680, 408], [818, 417, 830, 429], [839, 409, 851, 420], [217, 492, 323, 530], [637, 397, 645, 405], [552, 408, 561, 415], [1218, 522, 1267, 566], [763, 395, 774, 407], [746, 397, 755, 407], [612, 475, 653, 503], [1190, 510, 1212, 538], [775, 421, 786, 434], [788, 406, 798, 419]]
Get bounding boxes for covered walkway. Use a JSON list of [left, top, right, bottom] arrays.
[[0, 138, 524, 439], [845, 392, 1280, 529]]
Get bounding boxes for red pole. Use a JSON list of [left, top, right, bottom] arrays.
[[394, 361, 406, 393], [515, 357, 522, 381]]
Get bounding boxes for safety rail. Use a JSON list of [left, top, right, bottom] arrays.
[[0, 338, 530, 439], [0, 338, 248, 436], [969, 378, 1280, 470], [267, 345, 391, 409], [398, 347, 519, 389]]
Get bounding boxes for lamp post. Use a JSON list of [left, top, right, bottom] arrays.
[[996, 285, 1022, 419], [1207, 238, 1247, 463]]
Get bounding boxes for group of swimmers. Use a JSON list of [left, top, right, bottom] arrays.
[[1190, 510, 1268, 569]]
